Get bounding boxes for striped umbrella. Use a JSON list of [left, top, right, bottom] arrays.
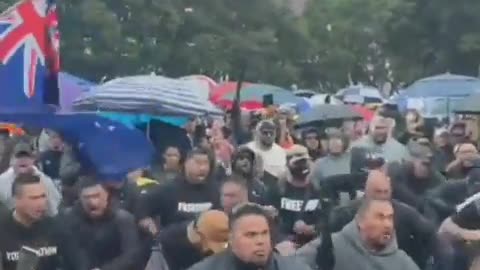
[[73, 75, 223, 117], [217, 84, 303, 105]]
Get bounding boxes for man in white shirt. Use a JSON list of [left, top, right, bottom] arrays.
[[247, 120, 287, 178]]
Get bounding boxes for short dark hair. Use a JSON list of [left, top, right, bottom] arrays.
[[356, 198, 392, 220], [230, 203, 271, 230], [186, 147, 210, 161], [222, 174, 248, 190], [12, 173, 41, 197], [76, 175, 102, 194]]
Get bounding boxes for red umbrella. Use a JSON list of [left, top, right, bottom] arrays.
[[215, 100, 263, 111], [351, 105, 375, 122], [210, 82, 252, 103]]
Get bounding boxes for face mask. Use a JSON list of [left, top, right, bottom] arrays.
[[289, 159, 310, 179]]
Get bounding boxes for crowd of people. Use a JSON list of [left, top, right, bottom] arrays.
[[1, 104, 480, 270]]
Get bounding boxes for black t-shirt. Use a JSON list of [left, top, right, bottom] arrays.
[[0, 212, 77, 270], [160, 222, 206, 270], [38, 150, 63, 180], [452, 200, 480, 230], [136, 177, 220, 226], [270, 182, 324, 245]]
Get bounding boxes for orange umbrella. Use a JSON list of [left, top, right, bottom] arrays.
[[0, 123, 25, 136]]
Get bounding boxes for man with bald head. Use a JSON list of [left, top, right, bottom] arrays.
[[328, 170, 440, 269], [364, 170, 392, 200]]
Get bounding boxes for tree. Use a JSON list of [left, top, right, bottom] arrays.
[[301, 0, 480, 90], [56, 0, 309, 87], [301, 0, 406, 91], [385, 0, 480, 82]]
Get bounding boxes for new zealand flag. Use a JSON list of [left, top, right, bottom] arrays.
[[0, 0, 59, 112]]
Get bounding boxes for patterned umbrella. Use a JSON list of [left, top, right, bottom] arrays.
[[73, 75, 223, 117]]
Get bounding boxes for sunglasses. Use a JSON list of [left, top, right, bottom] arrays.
[[261, 130, 274, 137]]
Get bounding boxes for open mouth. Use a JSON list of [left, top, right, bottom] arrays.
[[253, 250, 266, 257], [381, 232, 392, 241]]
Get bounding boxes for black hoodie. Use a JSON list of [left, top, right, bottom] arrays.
[[231, 146, 271, 204], [60, 204, 141, 270]]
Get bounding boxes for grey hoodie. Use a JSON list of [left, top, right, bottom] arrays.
[[351, 136, 409, 163], [0, 167, 61, 216], [332, 221, 419, 270]]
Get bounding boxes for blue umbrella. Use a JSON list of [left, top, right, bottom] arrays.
[[404, 73, 480, 97], [0, 112, 154, 180]]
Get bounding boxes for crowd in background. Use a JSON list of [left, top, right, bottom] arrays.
[[2, 103, 480, 270]]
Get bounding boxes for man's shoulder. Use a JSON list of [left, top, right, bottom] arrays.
[[395, 249, 421, 270], [245, 141, 256, 149], [351, 136, 369, 146], [0, 168, 13, 181], [392, 200, 421, 216], [333, 199, 360, 211], [113, 208, 136, 223], [273, 253, 311, 270], [271, 144, 287, 155], [187, 252, 230, 270]]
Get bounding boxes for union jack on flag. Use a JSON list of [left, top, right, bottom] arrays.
[[0, 0, 60, 109]]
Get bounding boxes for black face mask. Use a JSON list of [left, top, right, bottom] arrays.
[[289, 159, 310, 179]]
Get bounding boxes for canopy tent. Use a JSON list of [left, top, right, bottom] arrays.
[[73, 75, 223, 117]]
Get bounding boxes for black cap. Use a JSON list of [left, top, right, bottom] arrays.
[[407, 141, 433, 162], [257, 120, 276, 131], [13, 143, 33, 157]]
